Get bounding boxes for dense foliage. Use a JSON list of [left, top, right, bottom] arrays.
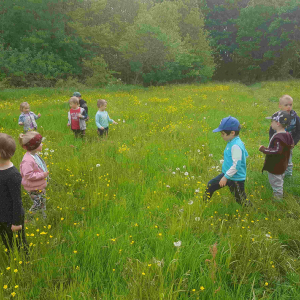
[[1, 0, 300, 87]]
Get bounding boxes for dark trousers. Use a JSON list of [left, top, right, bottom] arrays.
[[0, 217, 28, 254], [204, 173, 247, 205], [72, 129, 85, 138], [97, 127, 109, 137]]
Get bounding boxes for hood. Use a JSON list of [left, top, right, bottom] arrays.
[[274, 132, 294, 149]]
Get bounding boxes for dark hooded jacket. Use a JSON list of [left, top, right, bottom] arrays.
[[259, 132, 294, 175], [269, 110, 300, 145]]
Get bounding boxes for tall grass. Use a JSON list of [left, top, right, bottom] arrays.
[[0, 81, 299, 299]]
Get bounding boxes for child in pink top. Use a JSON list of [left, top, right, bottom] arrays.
[[19, 131, 49, 219]]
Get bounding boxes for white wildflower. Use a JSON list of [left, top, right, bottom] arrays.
[[123, 120, 125, 123], [96, 164, 101, 167], [209, 154, 213, 157], [188, 200, 193, 205], [44, 152, 49, 156], [173, 241, 182, 247], [172, 172, 176, 175], [184, 172, 189, 176], [50, 150, 54, 153], [166, 185, 170, 188], [195, 189, 199, 193], [220, 160, 224, 164], [176, 168, 180, 171], [183, 165, 186, 169], [195, 217, 201, 221]]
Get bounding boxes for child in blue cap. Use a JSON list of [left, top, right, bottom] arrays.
[[203, 116, 251, 206]]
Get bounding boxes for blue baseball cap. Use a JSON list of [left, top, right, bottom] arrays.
[[213, 116, 240, 132]]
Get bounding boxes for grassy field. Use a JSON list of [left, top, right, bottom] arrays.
[[0, 81, 300, 299]]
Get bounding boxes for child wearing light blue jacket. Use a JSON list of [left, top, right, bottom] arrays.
[[203, 116, 251, 206], [95, 99, 118, 137], [18, 102, 41, 132]]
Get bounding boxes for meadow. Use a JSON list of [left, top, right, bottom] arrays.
[[0, 80, 300, 299]]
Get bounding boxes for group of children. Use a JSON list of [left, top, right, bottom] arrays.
[[0, 93, 299, 255], [205, 95, 299, 204], [67, 92, 117, 138]]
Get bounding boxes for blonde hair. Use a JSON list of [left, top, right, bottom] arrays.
[[69, 97, 79, 105], [0, 133, 16, 160], [97, 99, 107, 108], [19, 131, 40, 147], [279, 95, 293, 104], [20, 102, 30, 112]]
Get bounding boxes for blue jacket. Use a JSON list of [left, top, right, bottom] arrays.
[[222, 136, 248, 181]]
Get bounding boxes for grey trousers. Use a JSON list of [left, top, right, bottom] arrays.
[[285, 150, 293, 176], [268, 172, 284, 199]]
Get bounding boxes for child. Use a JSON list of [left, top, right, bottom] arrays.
[[269, 95, 300, 176], [260, 111, 294, 199], [19, 131, 49, 219], [0, 133, 28, 253], [95, 99, 118, 137], [67, 97, 87, 138], [203, 116, 250, 206], [73, 92, 89, 121], [18, 102, 41, 132]]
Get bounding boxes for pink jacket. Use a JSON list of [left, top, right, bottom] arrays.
[[20, 152, 47, 191]]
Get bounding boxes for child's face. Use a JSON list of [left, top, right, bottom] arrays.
[[271, 120, 283, 131], [221, 131, 235, 142], [99, 102, 107, 111], [22, 106, 30, 114], [279, 98, 293, 113], [70, 103, 79, 109]]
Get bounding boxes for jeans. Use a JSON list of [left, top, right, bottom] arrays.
[[204, 173, 247, 205]]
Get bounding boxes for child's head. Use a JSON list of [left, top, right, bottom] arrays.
[[97, 99, 107, 111], [69, 97, 79, 109], [0, 133, 16, 161], [213, 116, 241, 141], [279, 95, 293, 113], [268, 110, 291, 130], [73, 92, 81, 99], [19, 131, 43, 152], [20, 102, 30, 113]]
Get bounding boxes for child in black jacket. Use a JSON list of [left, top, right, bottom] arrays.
[[269, 95, 300, 176], [0, 133, 28, 253]]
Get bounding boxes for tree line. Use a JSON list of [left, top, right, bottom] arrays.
[[0, 0, 299, 88]]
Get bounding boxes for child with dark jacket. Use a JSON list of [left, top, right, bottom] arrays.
[[260, 111, 294, 199], [269, 95, 300, 176], [73, 92, 89, 121], [0, 133, 28, 254]]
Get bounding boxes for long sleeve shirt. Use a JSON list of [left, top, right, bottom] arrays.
[[95, 111, 114, 129], [0, 166, 24, 225], [222, 136, 248, 181]]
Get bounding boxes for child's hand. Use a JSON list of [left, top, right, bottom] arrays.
[[100, 127, 104, 130], [113, 121, 118, 124], [38, 113, 41, 118], [67, 124, 70, 126], [19, 122, 24, 126], [11, 225, 22, 232], [259, 145, 264, 151], [78, 114, 83, 118], [219, 176, 227, 187], [44, 171, 49, 178]]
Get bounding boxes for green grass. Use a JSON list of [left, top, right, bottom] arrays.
[[0, 80, 300, 299]]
